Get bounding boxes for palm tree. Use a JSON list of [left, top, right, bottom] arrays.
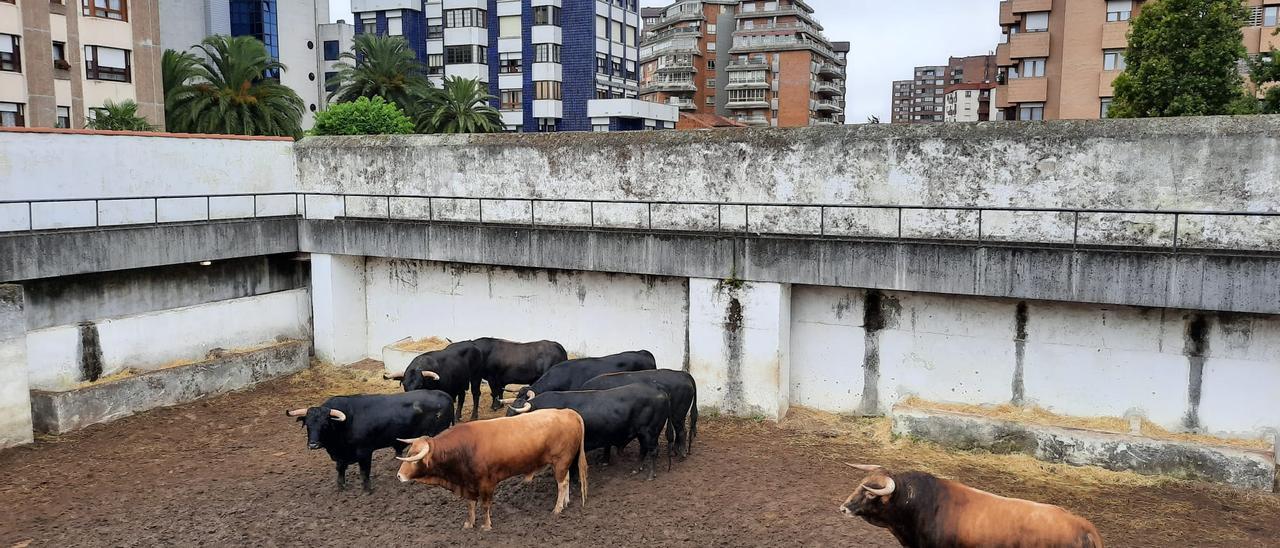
[[167, 35, 304, 137], [418, 76, 504, 134], [84, 100, 154, 131], [329, 34, 432, 112], [161, 49, 201, 132]]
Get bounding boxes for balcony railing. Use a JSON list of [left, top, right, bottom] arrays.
[[731, 35, 836, 59], [726, 59, 772, 71], [814, 81, 842, 95]]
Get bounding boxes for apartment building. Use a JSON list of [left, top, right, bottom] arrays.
[[641, 6, 663, 30], [890, 55, 995, 124], [638, 0, 848, 128], [0, 0, 164, 129], [995, 0, 1280, 121], [943, 82, 994, 122], [158, 0, 329, 126], [350, 0, 677, 132], [317, 20, 354, 104]]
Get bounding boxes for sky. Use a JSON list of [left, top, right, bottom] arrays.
[[325, 0, 1002, 123]]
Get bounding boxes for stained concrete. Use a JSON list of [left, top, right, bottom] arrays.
[[29, 340, 309, 434], [892, 407, 1277, 492], [0, 285, 34, 448]]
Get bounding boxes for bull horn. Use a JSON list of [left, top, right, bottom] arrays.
[[865, 477, 895, 497], [526, 390, 536, 400], [328, 409, 347, 422], [285, 408, 308, 417], [396, 442, 430, 462], [396, 437, 422, 444], [498, 398, 516, 404], [511, 402, 532, 414], [384, 371, 405, 381], [421, 370, 441, 380], [844, 463, 883, 472]]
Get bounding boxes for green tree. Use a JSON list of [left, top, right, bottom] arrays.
[[328, 34, 432, 112], [417, 76, 504, 133], [161, 49, 201, 132], [1110, 0, 1249, 118], [84, 100, 154, 131], [1248, 44, 1280, 113], [167, 35, 304, 137], [310, 96, 414, 135]]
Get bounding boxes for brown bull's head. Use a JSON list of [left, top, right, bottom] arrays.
[[839, 463, 897, 527], [395, 437, 434, 482]]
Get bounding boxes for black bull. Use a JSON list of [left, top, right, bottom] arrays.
[[507, 350, 657, 408], [581, 369, 698, 457]]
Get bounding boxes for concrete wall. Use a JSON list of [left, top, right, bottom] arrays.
[[358, 259, 689, 368], [25, 289, 311, 391], [0, 285, 34, 448], [788, 285, 1280, 440]]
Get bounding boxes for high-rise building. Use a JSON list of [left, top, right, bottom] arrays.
[[317, 20, 354, 105], [890, 55, 994, 125], [638, 0, 848, 128], [158, 0, 330, 126], [994, 0, 1280, 121], [0, 0, 165, 129], [349, 0, 677, 132]]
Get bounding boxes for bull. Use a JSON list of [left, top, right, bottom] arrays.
[[580, 369, 698, 457], [396, 408, 588, 531], [284, 390, 454, 493], [385, 341, 484, 421], [839, 464, 1104, 548], [508, 384, 671, 480], [470, 337, 568, 411], [503, 350, 657, 409]]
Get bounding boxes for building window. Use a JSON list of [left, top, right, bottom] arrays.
[[387, 15, 403, 36], [707, 23, 716, 34], [1019, 57, 1046, 78], [427, 54, 443, 75], [596, 54, 607, 74], [445, 8, 487, 28], [0, 102, 23, 127], [1106, 0, 1132, 22], [427, 19, 443, 39], [728, 89, 765, 102], [82, 0, 128, 21], [324, 71, 338, 92], [0, 35, 19, 73], [533, 6, 560, 26], [56, 106, 71, 128], [535, 43, 561, 63], [361, 18, 376, 35], [84, 45, 131, 82], [1018, 102, 1044, 121], [52, 41, 68, 69], [444, 45, 485, 64], [500, 90, 522, 110], [499, 15, 520, 37], [1103, 49, 1126, 71], [498, 53, 521, 73], [230, 0, 280, 67], [322, 40, 340, 61], [707, 59, 715, 70], [1266, 6, 1279, 27], [534, 80, 561, 100], [1024, 11, 1049, 32], [1100, 99, 1112, 119]]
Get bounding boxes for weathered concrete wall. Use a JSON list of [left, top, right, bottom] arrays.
[[359, 258, 688, 369], [295, 116, 1280, 211], [0, 285, 34, 447], [20, 255, 307, 330], [30, 340, 309, 434], [25, 289, 311, 391], [311, 254, 368, 366], [689, 279, 791, 420], [788, 286, 1280, 440]]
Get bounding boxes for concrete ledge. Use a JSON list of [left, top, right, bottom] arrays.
[[30, 340, 309, 434], [892, 406, 1277, 492]]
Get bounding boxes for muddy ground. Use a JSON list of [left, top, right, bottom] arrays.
[[1, 364, 1277, 547]]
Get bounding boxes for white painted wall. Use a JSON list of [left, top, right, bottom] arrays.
[[688, 278, 790, 420], [0, 286, 33, 448], [311, 254, 368, 365], [787, 286, 1280, 440], [361, 259, 688, 369], [25, 289, 311, 391]]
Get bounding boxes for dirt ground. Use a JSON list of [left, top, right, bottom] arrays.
[[1, 364, 1278, 547]]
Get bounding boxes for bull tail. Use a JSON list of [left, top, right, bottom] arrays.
[[664, 417, 673, 472], [688, 389, 698, 456], [574, 411, 588, 508]]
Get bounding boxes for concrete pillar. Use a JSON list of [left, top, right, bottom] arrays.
[[0, 285, 34, 448], [310, 254, 368, 365], [688, 278, 791, 421]]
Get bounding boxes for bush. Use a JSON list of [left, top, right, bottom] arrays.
[[310, 96, 414, 135]]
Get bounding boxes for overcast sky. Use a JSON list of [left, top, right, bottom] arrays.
[[326, 0, 1002, 123]]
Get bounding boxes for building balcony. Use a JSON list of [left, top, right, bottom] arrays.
[[726, 59, 772, 71], [999, 1, 1016, 25], [1005, 77, 1048, 103], [640, 81, 698, 94], [816, 62, 842, 77], [649, 9, 704, 31], [1099, 70, 1120, 97], [734, 22, 831, 47], [725, 80, 769, 90], [1101, 22, 1130, 50], [667, 97, 697, 110], [645, 26, 702, 43], [730, 36, 837, 59], [733, 115, 770, 126], [1009, 31, 1050, 59], [813, 99, 842, 113], [726, 99, 770, 110], [996, 43, 1013, 67], [640, 42, 702, 62], [814, 81, 841, 96], [1009, 0, 1051, 14], [656, 63, 697, 74]]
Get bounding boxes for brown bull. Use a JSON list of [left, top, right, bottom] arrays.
[[396, 408, 588, 530], [840, 464, 1103, 548]]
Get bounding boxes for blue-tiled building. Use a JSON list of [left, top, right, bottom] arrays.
[[350, 0, 676, 132]]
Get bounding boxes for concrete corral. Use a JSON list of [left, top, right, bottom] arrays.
[[0, 285, 34, 448]]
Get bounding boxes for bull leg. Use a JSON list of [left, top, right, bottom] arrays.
[[358, 452, 374, 493], [553, 464, 570, 514], [639, 434, 658, 481], [469, 379, 482, 421], [464, 500, 476, 529], [481, 496, 493, 531], [489, 378, 505, 411], [335, 461, 349, 491], [454, 392, 465, 422]]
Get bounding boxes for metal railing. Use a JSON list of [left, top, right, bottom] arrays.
[[6, 192, 1280, 254]]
